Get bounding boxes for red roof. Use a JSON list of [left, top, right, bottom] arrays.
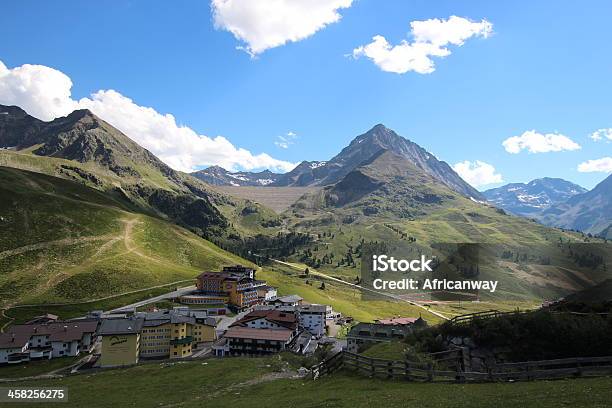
[[224, 327, 293, 342], [231, 310, 297, 330]]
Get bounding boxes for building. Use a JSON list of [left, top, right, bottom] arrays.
[[216, 309, 299, 356], [0, 333, 30, 364], [0, 320, 98, 364], [99, 317, 144, 368], [98, 308, 217, 367], [375, 317, 420, 326], [266, 295, 303, 307], [194, 265, 268, 310], [298, 304, 327, 337], [345, 323, 414, 353], [222, 327, 294, 356], [256, 285, 277, 301]]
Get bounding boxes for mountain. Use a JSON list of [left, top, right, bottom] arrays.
[[483, 178, 587, 217], [192, 166, 281, 186], [0, 105, 281, 243], [0, 166, 249, 307], [195, 124, 483, 200], [539, 174, 612, 238], [282, 149, 612, 301]]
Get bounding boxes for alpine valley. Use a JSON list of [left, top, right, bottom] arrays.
[[1, 105, 610, 314]]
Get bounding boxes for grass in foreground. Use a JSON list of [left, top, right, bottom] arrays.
[[0, 356, 80, 379], [7, 357, 612, 408]]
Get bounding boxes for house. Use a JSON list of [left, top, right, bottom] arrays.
[[0, 332, 30, 364], [230, 310, 298, 334], [266, 295, 303, 307], [1, 320, 99, 363], [256, 285, 277, 301], [298, 304, 327, 338], [345, 323, 414, 353], [222, 327, 294, 356]]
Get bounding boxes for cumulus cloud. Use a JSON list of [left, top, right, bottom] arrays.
[[0, 60, 295, 173], [590, 128, 612, 142], [211, 0, 353, 56], [275, 131, 298, 149], [352, 16, 492, 74], [452, 160, 503, 188], [577, 157, 612, 173], [502, 130, 581, 154]]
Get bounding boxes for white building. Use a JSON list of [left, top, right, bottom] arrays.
[[298, 304, 327, 337]]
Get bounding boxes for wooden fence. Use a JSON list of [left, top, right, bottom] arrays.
[[312, 351, 612, 383]]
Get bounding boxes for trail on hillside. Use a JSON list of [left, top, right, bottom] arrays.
[[267, 258, 451, 321]]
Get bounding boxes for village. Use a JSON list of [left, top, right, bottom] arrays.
[[0, 265, 427, 370]]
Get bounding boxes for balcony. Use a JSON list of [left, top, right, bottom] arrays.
[[169, 336, 193, 346]]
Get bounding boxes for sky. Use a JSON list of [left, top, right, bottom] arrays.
[[0, 0, 611, 190]]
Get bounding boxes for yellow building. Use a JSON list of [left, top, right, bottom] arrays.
[[99, 309, 217, 366], [99, 318, 144, 368]]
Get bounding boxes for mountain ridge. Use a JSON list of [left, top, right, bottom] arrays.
[[483, 177, 587, 217]]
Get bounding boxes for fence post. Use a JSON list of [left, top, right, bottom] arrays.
[[427, 362, 434, 382], [387, 361, 393, 379], [370, 357, 375, 378], [404, 361, 411, 381]]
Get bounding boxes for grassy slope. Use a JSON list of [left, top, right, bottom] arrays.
[[284, 154, 611, 303], [6, 357, 612, 408], [0, 167, 249, 307], [0, 150, 282, 239]]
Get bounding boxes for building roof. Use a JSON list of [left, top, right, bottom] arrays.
[[99, 318, 144, 335], [5, 320, 99, 344], [224, 327, 293, 342], [231, 310, 298, 330], [299, 304, 327, 314], [347, 322, 412, 339], [375, 317, 418, 326], [0, 332, 30, 349], [269, 295, 303, 304]]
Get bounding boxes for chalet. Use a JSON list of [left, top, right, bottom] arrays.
[[222, 327, 294, 356], [0, 320, 99, 364], [266, 295, 303, 307]]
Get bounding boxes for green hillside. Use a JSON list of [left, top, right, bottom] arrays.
[[0, 166, 249, 307], [280, 151, 611, 303], [5, 356, 612, 408]]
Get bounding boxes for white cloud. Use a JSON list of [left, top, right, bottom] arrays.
[[452, 160, 503, 188], [211, 0, 353, 56], [590, 128, 612, 142], [0, 60, 295, 173], [274, 131, 298, 149], [577, 157, 612, 173], [352, 16, 492, 74], [502, 130, 581, 154]]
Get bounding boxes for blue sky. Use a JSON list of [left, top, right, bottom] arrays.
[[1, 0, 611, 190]]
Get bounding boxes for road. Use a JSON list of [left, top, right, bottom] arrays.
[[109, 285, 197, 312], [267, 258, 450, 321]]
